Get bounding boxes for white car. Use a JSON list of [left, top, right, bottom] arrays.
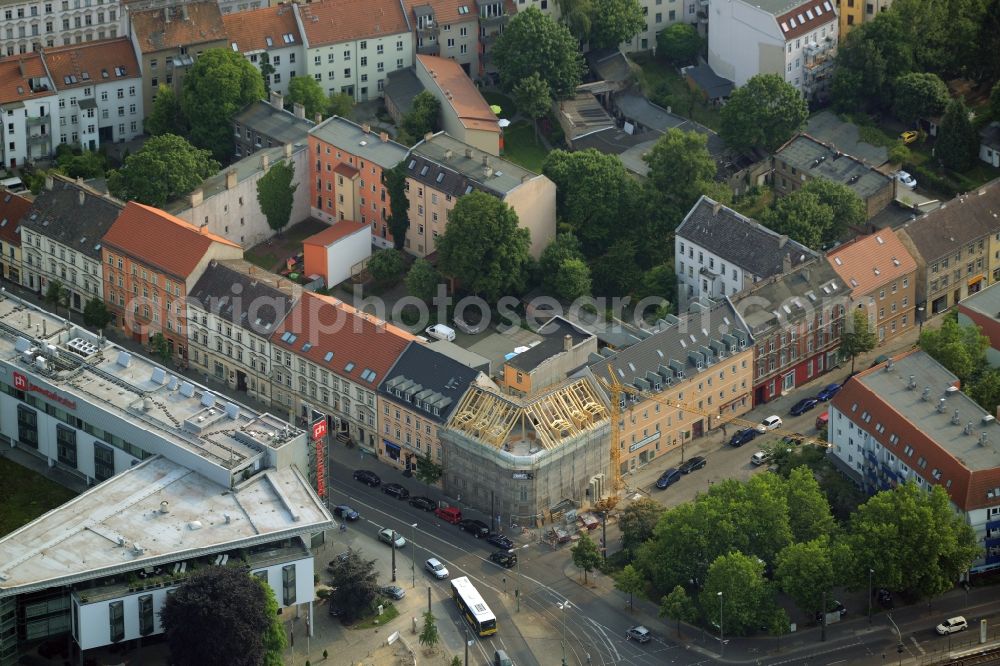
[[760, 415, 783, 431], [425, 557, 449, 579], [377, 528, 406, 548], [936, 616, 968, 635], [750, 451, 771, 466], [897, 171, 917, 189]]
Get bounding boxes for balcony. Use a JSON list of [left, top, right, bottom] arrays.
[[26, 114, 51, 127], [416, 24, 439, 38], [478, 12, 509, 26], [416, 42, 440, 55], [480, 31, 499, 47], [27, 133, 52, 146]]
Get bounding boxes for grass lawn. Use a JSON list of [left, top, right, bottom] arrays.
[[244, 249, 278, 272], [0, 457, 77, 537], [631, 53, 722, 131], [350, 603, 400, 629], [482, 91, 517, 118], [503, 121, 549, 172]]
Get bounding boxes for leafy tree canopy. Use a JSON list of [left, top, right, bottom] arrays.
[[107, 134, 219, 207], [328, 548, 382, 621], [401, 91, 441, 142], [285, 76, 329, 120], [657, 23, 703, 65], [614, 564, 645, 609], [570, 533, 603, 583], [659, 585, 697, 638], [405, 258, 441, 303], [383, 163, 411, 249], [775, 536, 836, 616], [552, 257, 592, 301], [494, 7, 585, 100], [919, 317, 988, 385], [256, 160, 298, 234], [619, 497, 665, 558], [367, 249, 407, 286], [700, 552, 771, 637], [720, 74, 808, 153], [937, 97, 980, 172], [588, 0, 646, 49], [145, 84, 188, 136], [513, 72, 553, 144], [83, 297, 112, 329], [840, 308, 877, 373], [892, 72, 950, 125], [785, 465, 836, 542], [328, 91, 355, 118]]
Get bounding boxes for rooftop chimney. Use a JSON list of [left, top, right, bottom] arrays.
[[379, 131, 389, 142], [484, 166, 494, 178], [482, 155, 490, 167], [712, 200, 722, 215], [444, 149, 453, 160], [225, 169, 238, 189], [292, 102, 305, 119], [261, 153, 270, 171], [563, 334, 572, 352], [44, 174, 53, 190], [269, 90, 283, 110], [424, 131, 433, 142], [464, 147, 473, 159], [189, 188, 204, 207], [361, 123, 371, 134], [78, 189, 85, 206], [778, 234, 788, 248], [284, 142, 293, 158], [782, 253, 792, 274], [314, 113, 322, 123], [164, 6, 170, 22]]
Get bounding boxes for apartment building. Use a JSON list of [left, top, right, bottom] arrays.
[[732, 258, 847, 406], [589, 299, 754, 475], [19, 174, 120, 308], [187, 260, 299, 407], [294, 0, 413, 102], [402, 0, 480, 77], [499, 316, 596, 397], [0, 53, 57, 168], [836, 0, 892, 38], [957, 282, 1000, 368], [828, 350, 1000, 573], [624, 0, 698, 53], [0, 0, 123, 56], [0, 188, 29, 283], [476, 0, 510, 79], [44, 37, 142, 150], [896, 181, 1000, 318], [222, 4, 302, 98], [268, 291, 415, 445], [709, 0, 838, 99], [101, 201, 242, 359], [308, 116, 409, 249], [233, 95, 314, 159], [128, 1, 228, 116], [827, 230, 917, 346], [415, 54, 500, 156], [404, 132, 556, 258], [675, 196, 818, 304]]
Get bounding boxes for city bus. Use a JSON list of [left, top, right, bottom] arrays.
[[450, 576, 497, 636]]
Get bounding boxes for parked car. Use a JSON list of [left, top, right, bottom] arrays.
[[425, 557, 449, 579], [678, 456, 707, 474], [458, 519, 490, 538], [328, 603, 345, 617], [377, 528, 406, 548], [409, 496, 437, 511], [730, 428, 760, 447], [655, 468, 682, 489], [353, 469, 381, 487], [434, 506, 463, 524], [382, 482, 410, 500], [900, 130, 918, 144], [625, 625, 652, 643], [381, 585, 406, 600], [936, 616, 968, 635], [425, 323, 456, 341], [333, 505, 360, 521], [761, 415, 783, 431], [816, 383, 842, 401], [750, 451, 771, 466], [871, 354, 890, 367], [815, 600, 847, 622], [782, 433, 806, 445], [897, 170, 918, 189], [790, 397, 819, 416], [486, 533, 514, 550], [815, 411, 830, 429], [490, 551, 517, 568], [493, 649, 513, 666], [877, 588, 893, 609], [453, 309, 484, 335]]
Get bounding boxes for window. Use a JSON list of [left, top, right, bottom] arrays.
[[282, 564, 296, 605], [57, 424, 77, 467], [17, 405, 39, 449], [138, 595, 154, 636], [94, 442, 114, 481], [109, 601, 124, 643]]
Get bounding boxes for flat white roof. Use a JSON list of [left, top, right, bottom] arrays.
[[0, 456, 334, 597]]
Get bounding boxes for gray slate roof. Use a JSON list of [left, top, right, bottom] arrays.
[[805, 111, 888, 166], [21, 176, 123, 259], [676, 195, 819, 279], [408, 132, 538, 197], [775, 134, 891, 199], [981, 122, 1000, 151], [384, 67, 424, 119], [189, 261, 296, 335], [682, 62, 734, 100], [613, 92, 728, 160], [234, 100, 314, 145], [507, 316, 592, 372], [896, 178, 1000, 261], [730, 258, 845, 336], [379, 342, 481, 424], [309, 116, 409, 169]]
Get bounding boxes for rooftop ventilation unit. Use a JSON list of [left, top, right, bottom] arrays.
[[160, 501, 170, 514], [946, 385, 959, 397], [116, 351, 132, 368], [14, 336, 31, 353], [922, 387, 931, 401], [66, 337, 99, 357], [937, 398, 946, 413], [179, 382, 195, 398], [983, 415, 995, 425], [151, 367, 166, 385], [964, 422, 974, 435], [225, 403, 240, 420], [951, 409, 961, 425], [201, 392, 216, 408], [167, 375, 179, 390], [980, 432, 990, 447], [907, 375, 917, 390]]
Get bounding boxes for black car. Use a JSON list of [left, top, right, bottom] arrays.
[[458, 519, 490, 538], [678, 456, 706, 474], [382, 483, 410, 499], [815, 601, 847, 623], [489, 551, 517, 568], [655, 468, 681, 489], [353, 469, 381, 487], [408, 496, 437, 511], [486, 533, 514, 550], [876, 588, 893, 609], [790, 397, 819, 416], [333, 504, 360, 520], [729, 428, 759, 447]]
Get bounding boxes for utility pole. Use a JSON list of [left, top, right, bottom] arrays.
[[868, 568, 874, 625], [411, 522, 418, 588], [391, 534, 397, 583], [427, 586, 431, 614], [601, 511, 607, 562], [718, 592, 724, 657], [821, 590, 827, 642], [464, 623, 470, 666]]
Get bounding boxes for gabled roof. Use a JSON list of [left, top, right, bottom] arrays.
[[302, 219, 370, 247], [981, 121, 1000, 151], [20, 176, 122, 259], [0, 53, 55, 104], [130, 2, 227, 54], [309, 116, 409, 169], [731, 259, 845, 336], [102, 201, 240, 278], [775, 134, 892, 200], [43, 38, 140, 91], [408, 132, 539, 198], [402, 0, 480, 26], [270, 292, 414, 386], [896, 179, 1000, 262], [826, 230, 916, 297], [774, 0, 836, 40], [234, 100, 314, 145], [676, 195, 818, 279], [506, 316, 592, 373], [188, 261, 298, 335], [379, 342, 480, 424], [416, 55, 500, 134], [0, 189, 31, 248], [222, 5, 300, 54], [296, 0, 410, 47]]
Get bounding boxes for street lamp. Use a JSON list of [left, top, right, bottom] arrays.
[[917, 305, 925, 335], [511, 543, 530, 612], [391, 531, 397, 583], [718, 591, 724, 657], [887, 613, 904, 666], [410, 522, 418, 588], [868, 568, 874, 625], [557, 601, 571, 666]]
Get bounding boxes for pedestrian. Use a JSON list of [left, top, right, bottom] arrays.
[[721, 423, 727, 437]]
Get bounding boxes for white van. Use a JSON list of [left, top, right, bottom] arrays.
[[0, 177, 26, 193], [425, 324, 456, 342]]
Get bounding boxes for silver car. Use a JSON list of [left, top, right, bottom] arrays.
[[377, 528, 406, 548], [626, 625, 651, 643], [425, 557, 449, 579]]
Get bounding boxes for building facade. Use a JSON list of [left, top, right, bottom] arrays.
[[0, 0, 123, 56], [222, 4, 303, 98], [233, 95, 314, 159], [0, 53, 57, 168], [402, 0, 480, 77], [836, 0, 892, 38], [414, 54, 501, 156], [0, 188, 29, 283]]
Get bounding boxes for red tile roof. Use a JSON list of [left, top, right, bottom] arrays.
[[401, 0, 479, 27], [297, 0, 410, 47], [776, 0, 836, 41], [826, 229, 916, 297], [102, 202, 240, 278], [131, 2, 227, 54], [417, 55, 500, 133], [0, 189, 31, 247], [0, 53, 55, 104], [303, 220, 369, 247], [43, 38, 140, 91], [333, 163, 359, 178], [271, 292, 414, 384], [222, 5, 301, 54]]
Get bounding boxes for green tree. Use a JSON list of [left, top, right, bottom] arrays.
[[831, 35, 889, 113], [571, 533, 603, 583], [256, 160, 297, 235], [991, 80, 1000, 121], [785, 466, 835, 542], [635, 261, 676, 316], [591, 238, 641, 296], [285, 75, 328, 120], [44, 279, 70, 319], [107, 134, 219, 207], [774, 536, 836, 617], [414, 452, 444, 485], [383, 163, 410, 249], [840, 308, 877, 373], [55, 147, 106, 179], [615, 564, 644, 610], [328, 548, 381, 622], [970, 368, 1000, 413], [160, 567, 285, 666], [401, 91, 441, 141], [259, 55, 274, 97], [763, 191, 832, 250], [328, 91, 355, 118], [181, 48, 265, 161], [512, 72, 552, 144], [618, 497, 665, 559], [892, 72, 950, 126], [848, 481, 980, 600], [588, 0, 645, 49], [919, 317, 989, 385], [700, 552, 769, 637], [555, 0, 593, 41], [149, 332, 171, 363], [83, 297, 112, 329], [888, 142, 913, 166], [937, 97, 980, 171], [552, 258, 591, 300], [367, 249, 406, 286], [436, 191, 531, 301], [799, 178, 866, 238], [720, 74, 808, 152], [418, 611, 440, 649], [145, 84, 188, 136], [493, 7, 585, 100], [656, 23, 703, 65], [539, 232, 584, 278], [765, 607, 791, 652], [659, 585, 697, 639], [975, 0, 1000, 84], [405, 259, 441, 303]]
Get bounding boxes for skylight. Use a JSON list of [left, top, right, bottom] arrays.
[[344, 362, 355, 372], [324, 351, 334, 362], [265, 36, 273, 47], [302, 342, 313, 352]]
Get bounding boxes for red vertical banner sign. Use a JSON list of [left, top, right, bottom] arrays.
[[312, 417, 327, 498]]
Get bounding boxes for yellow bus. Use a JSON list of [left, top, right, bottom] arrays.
[[450, 576, 497, 636]]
